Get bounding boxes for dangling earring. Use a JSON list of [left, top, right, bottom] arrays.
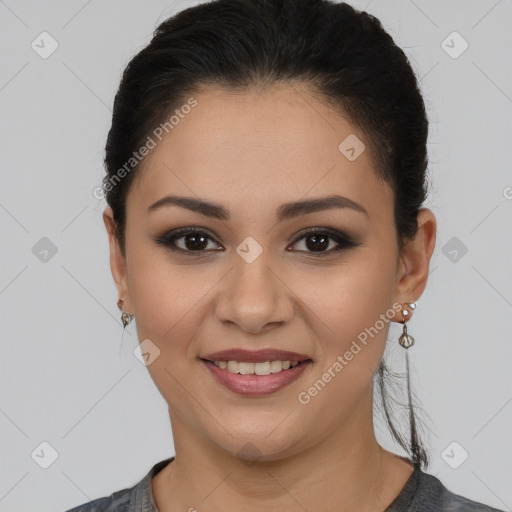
[[399, 301, 416, 349], [398, 301, 423, 469], [117, 298, 134, 328], [117, 299, 134, 356]]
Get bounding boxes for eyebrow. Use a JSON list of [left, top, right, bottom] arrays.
[[147, 194, 369, 221]]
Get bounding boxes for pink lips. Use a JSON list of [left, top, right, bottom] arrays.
[[200, 348, 313, 396], [200, 359, 313, 396]]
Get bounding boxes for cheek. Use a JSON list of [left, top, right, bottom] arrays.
[[293, 260, 397, 426], [125, 241, 205, 350], [126, 256, 211, 402], [291, 249, 397, 351]]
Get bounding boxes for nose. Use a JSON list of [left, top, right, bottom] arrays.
[[214, 253, 294, 334]]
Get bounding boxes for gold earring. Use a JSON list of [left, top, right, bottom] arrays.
[[117, 299, 134, 329], [398, 302, 416, 349]]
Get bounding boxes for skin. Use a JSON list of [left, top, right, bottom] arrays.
[[104, 83, 436, 512]]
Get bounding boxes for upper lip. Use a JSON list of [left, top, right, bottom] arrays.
[[201, 349, 312, 363]]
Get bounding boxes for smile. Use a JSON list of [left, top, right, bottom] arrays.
[[201, 359, 313, 395]]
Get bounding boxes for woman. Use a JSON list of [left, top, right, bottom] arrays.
[[66, 0, 505, 510]]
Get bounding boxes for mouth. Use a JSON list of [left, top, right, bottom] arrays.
[[199, 353, 313, 396], [200, 348, 312, 365], [199, 358, 312, 375]]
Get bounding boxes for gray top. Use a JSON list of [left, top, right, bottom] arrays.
[[64, 457, 505, 512]]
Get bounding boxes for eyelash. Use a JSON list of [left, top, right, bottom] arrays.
[[155, 227, 360, 257]]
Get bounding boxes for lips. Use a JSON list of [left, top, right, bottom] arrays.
[[201, 358, 313, 395], [200, 348, 312, 363]]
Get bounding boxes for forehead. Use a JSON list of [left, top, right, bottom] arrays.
[[127, 84, 393, 223]]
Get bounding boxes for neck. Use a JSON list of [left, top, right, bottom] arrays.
[[154, 387, 413, 512]]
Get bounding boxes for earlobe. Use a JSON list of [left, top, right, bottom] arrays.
[[103, 207, 130, 303]]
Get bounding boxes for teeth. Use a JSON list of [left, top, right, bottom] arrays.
[[212, 360, 301, 374]]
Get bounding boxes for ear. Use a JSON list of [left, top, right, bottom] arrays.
[[103, 207, 132, 313], [392, 208, 437, 322]]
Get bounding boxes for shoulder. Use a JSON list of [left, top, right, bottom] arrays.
[[414, 470, 506, 512], [63, 456, 176, 512], [63, 485, 134, 512], [437, 486, 505, 512]]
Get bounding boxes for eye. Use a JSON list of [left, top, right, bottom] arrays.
[[155, 227, 360, 256], [288, 228, 360, 256], [155, 227, 222, 253]]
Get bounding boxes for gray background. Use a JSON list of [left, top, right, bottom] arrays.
[[1, 1, 511, 510]]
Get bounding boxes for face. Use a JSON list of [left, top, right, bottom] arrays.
[[105, 83, 435, 462]]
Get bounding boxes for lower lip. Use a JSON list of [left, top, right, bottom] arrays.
[[201, 359, 312, 396]]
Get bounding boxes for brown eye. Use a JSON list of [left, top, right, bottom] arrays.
[[155, 227, 360, 257], [297, 232, 332, 252], [288, 228, 360, 256], [155, 228, 222, 253]]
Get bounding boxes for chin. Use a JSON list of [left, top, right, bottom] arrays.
[[212, 427, 305, 464]]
